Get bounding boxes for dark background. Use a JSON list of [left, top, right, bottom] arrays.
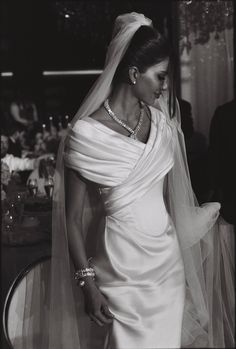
[[1, 4, 176, 348], [0, 0, 177, 123]]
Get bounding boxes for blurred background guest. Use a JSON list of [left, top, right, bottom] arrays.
[[207, 99, 235, 348], [6, 122, 25, 157], [27, 156, 56, 196], [33, 131, 47, 156], [1, 134, 53, 175], [208, 99, 235, 226], [9, 89, 39, 129], [1, 134, 36, 174], [178, 99, 208, 203]]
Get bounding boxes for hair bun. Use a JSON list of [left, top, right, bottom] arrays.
[[112, 12, 152, 38]]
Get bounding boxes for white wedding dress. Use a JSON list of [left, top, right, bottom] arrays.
[[65, 106, 185, 349], [15, 12, 232, 349]]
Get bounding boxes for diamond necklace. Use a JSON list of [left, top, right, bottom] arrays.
[[104, 99, 144, 140]]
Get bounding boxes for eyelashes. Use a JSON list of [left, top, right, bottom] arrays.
[[158, 75, 166, 81]]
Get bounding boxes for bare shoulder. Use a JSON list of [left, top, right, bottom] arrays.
[[73, 105, 115, 135], [89, 106, 108, 122], [88, 106, 115, 129]]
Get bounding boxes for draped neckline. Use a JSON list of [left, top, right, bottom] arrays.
[[82, 105, 161, 149]]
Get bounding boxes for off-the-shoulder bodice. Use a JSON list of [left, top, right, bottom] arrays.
[[64, 106, 174, 187], [64, 106, 174, 216]]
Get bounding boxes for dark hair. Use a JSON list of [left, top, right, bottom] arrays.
[[114, 26, 170, 81], [113, 25, 176, 117]]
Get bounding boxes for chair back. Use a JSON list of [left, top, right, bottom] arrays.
[[3, 256, 51, 348]]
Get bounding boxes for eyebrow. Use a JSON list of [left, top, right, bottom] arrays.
[[158, 71, 168, 75]]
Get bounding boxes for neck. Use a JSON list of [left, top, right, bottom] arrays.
[[108, 83, 141, 122]]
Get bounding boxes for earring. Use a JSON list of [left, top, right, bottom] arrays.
[[132, 80, 136, 85]]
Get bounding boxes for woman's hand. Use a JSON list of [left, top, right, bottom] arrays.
[[82, 278, 114, 326]]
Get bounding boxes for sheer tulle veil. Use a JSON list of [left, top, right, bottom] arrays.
[[19, 12, 234, 349]]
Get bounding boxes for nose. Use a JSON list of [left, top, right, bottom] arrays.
[[162, 77, 168, 91]]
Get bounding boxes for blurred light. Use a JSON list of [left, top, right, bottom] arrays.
[[179, 0, 233, 53], [43, 70, 103, 76], [1, 72, 13, 77]]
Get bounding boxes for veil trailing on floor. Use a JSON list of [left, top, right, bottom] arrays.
[[16, 12, 234, 349]]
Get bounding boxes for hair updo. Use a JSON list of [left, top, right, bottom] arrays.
[[113, 25, 176, 117], [113, 25, 171, 84]]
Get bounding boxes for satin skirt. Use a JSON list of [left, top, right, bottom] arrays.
[[93, 181, 185, 349]]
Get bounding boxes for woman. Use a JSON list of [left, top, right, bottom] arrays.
[[65, 17, 184, 349], [20, 13, 232, 349]]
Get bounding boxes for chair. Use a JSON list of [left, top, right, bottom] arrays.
[[3, 256, 51, 348]]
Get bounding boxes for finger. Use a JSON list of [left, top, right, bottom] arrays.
[[94, 310, 113, 325], [90, 314, 104, 327], [101, 305, 115, 319]]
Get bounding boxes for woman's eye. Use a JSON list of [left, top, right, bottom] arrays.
[[158, 75, 166, 81]]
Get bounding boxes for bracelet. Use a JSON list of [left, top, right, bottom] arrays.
[[74, 267, 96, 287], [77, 279, 92, 288], [75, 267, 95, 279]]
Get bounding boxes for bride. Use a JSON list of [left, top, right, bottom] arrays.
[[65, 21, 184, 348], [18, 12, 233, 349]]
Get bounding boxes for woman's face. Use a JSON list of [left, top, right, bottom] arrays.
[[134, 58, 169, 106]]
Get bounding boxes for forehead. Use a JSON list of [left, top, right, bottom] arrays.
[[145, 59, 169, 74]]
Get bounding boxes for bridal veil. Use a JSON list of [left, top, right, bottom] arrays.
[[15, 12, 234, 349]]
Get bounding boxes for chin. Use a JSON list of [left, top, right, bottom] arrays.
[[152, 99, 162, 109], [148, 98, 159, 108], [142, 96, 155, 107]]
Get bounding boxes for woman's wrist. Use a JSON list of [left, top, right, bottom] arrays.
[[74, 262, 96, 289], [80, 276, 97, 291]]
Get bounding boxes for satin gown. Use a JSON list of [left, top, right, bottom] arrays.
[[65, 106, 185, 349]]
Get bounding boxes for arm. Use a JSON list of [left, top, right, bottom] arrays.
[[31, 103, 38, 122], [65, 167, 114, 326], [10, 103, 29, 126], [4, 154, 54, 173], [65, 167, 90, 271], [4, 154, 35, 173]]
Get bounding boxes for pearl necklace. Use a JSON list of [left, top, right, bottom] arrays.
[[104, 99, 144, 140]]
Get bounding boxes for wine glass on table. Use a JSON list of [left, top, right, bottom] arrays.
[[44, 177, 54, 199], [27, 179, 38, 197]]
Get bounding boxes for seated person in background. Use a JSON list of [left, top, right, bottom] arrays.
[[31, 128, 60, 157], [34, 132, 47, 156], [208, 99, 235, 226], [1, 134, 52, 175], [27, 136, 58, 195], [6, 122, 25, 157], [178, 99, 208, 203], [9, 89, 39, 129], [27, 156, 56, 196]]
